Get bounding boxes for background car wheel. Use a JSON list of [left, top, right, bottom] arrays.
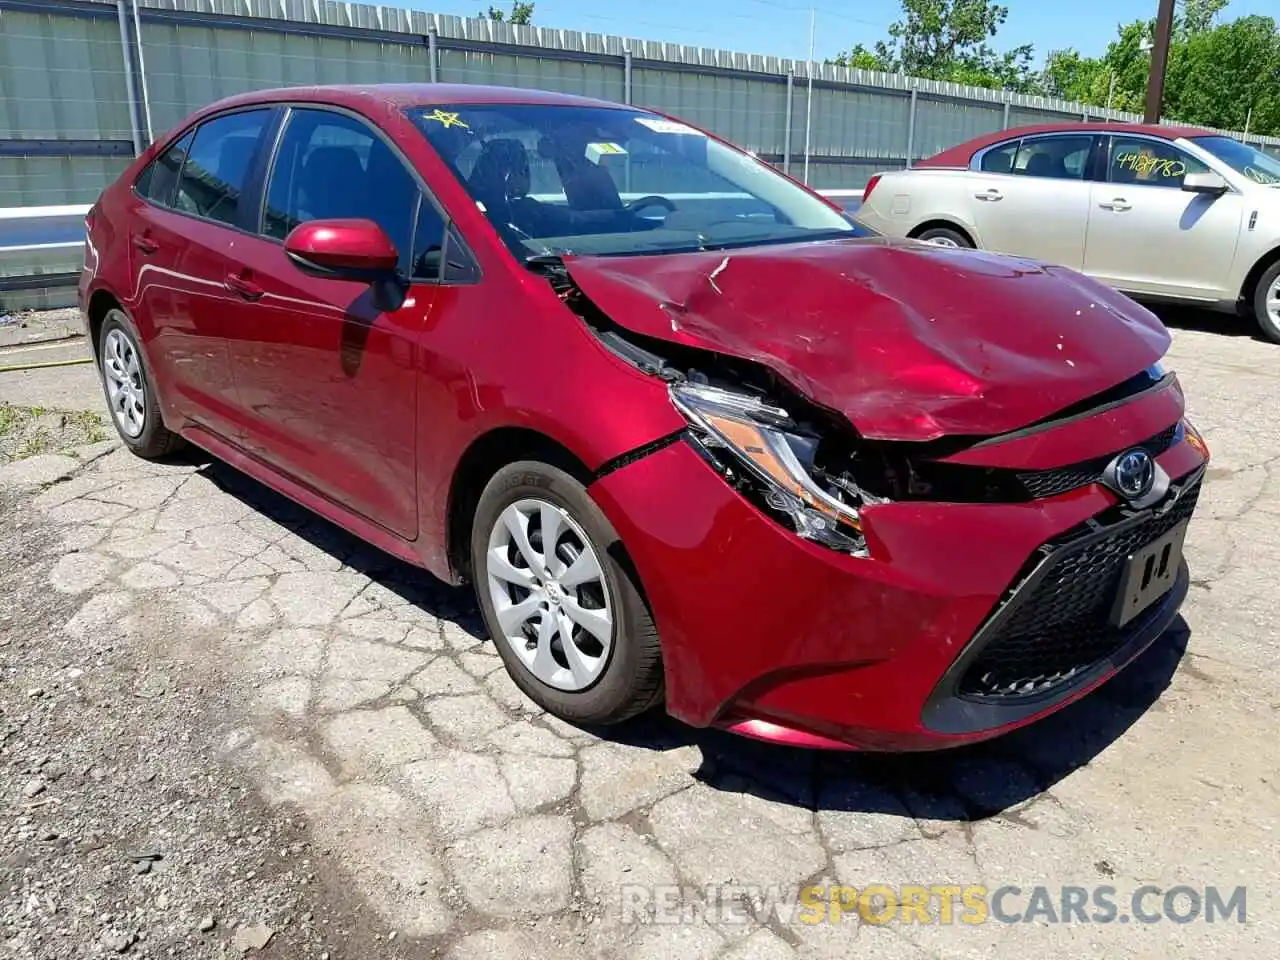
[[915, 226, 973, 249], [1252, 261, 1280, 345], [470, 460, 663, 725], [97, 309, 183, 459]]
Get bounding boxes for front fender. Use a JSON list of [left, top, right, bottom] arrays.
[[411, 279, 686, 580]]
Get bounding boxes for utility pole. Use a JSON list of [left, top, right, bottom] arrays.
[[1143, 0, 1175, 123]]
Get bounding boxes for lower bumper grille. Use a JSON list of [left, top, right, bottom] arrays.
[[958, 474, 1201, 701]]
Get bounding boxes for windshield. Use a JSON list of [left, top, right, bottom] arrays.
[[409, 103, 871, 258], [1191, 136, 1280, 186]]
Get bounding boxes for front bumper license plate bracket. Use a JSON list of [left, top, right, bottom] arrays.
[[1110, 521, 1188, 627]]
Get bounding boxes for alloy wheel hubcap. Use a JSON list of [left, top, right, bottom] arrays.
[[925, 235, 959, 248], [1267, 275, 1280, 326], [486, 498, 613, 692], [102, 328, 146, 438]]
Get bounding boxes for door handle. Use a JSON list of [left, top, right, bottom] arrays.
[[224, 273, 264, 301], [132, 235, 159, 254], [974, 189, 1004, 201], [1099, 199, 1132, 212]]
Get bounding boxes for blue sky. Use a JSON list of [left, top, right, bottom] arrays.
[[390, 0, 1272, 66]]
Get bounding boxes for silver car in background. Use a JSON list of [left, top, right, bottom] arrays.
[[856, 123, 1280, 342]]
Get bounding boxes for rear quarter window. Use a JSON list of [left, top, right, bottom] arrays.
[[980, 141, 1019, 173], [134, 130, 195, 207]]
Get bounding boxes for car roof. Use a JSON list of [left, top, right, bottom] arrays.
[[193, 83, 629, 118], [916, 121, 1219, 168]]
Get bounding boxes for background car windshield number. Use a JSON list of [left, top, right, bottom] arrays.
[[1115, 151, 1185, 180]]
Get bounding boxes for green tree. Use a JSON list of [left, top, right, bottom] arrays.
[[1041, 48, 1111, 104], [1169, 15, 1280, 133], [1180, 0, 1228, 35], [481, 2, 534, 25], [833, 0, 1280, 135], [832, 0, 1037, 92], [1039, 7, 1280, 135]]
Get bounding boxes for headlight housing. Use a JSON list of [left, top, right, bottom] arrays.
[[671, 382, 875, 554]]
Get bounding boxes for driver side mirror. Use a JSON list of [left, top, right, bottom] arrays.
[[284, 219, 408, 312], [1182, 171, 1229, 195], [284, 219, 400, 281]]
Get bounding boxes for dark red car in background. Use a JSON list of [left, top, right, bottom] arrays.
[[79, 84, 1209, 750]]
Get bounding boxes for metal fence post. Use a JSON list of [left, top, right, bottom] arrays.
[[129, 0, 154, 143], [428, 27, 439, 83], [622, 49, 634, 191], [1002, 102, 1011, 130], [905, 87, 918, 168], [115, 0, 144, 155], [783, 69, 793, 174]]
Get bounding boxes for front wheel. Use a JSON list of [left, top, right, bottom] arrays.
[[97, 309, 183, 459], [470, 460, 663, 725], [1252, 261, 1280, 344]]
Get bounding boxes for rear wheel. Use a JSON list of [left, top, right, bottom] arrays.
[[915, 225, 973, 249], [97, 309, 183, 459], [470, 460, 663, 725], [1252, 261, 1280, 344]]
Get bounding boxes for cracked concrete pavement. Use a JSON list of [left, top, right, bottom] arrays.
[[2, 321, 1279, 958]]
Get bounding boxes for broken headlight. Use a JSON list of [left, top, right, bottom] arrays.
[[671, 382, 873, 554]]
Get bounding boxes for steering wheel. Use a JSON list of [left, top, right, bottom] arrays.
[[625, 195, 677, 215]]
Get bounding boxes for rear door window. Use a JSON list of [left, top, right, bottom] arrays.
[[173, 109, 271, 226], [1011, 135, 1095, 180]]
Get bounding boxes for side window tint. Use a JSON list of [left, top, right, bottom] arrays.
[[980, 141, 1019, 173], [1108, 137, 1208, 188], [262, 108, 418, 269], [1011, 135, 1094, 180], [412, 198, 446, 281], [136, 130, 194, 207], [174, 110, 270, 225]]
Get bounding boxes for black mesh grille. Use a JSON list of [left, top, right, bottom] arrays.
[[1015, 423, 1181, 501], [957, 475, 1200, 701]]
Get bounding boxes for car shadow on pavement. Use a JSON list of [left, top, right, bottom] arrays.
[[185, 449, 485, 630], [613, 621, 1190, 824], [184, 447, 1190, 825]]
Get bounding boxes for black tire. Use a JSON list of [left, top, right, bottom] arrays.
[[1251, 260, 1280, 344], [97, 309, 184, 459], [469, 460, 663, 725], [915, 225, 974, 249]]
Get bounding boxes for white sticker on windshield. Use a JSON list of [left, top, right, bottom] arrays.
[[636, 117, 704, 136], [585, 142, 627, 165]]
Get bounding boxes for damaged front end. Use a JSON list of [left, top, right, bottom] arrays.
[[528, 248, 1207, 747], [533, 251, 1190, 565], [534, 254, 918, 558]]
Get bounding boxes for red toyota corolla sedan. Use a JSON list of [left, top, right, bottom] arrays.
[[79, 84, 1209, 750]]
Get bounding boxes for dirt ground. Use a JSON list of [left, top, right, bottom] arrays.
[[0, 312, 1278, 959]]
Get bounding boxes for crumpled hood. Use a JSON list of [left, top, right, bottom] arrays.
[[565, 238, 1171, 442]]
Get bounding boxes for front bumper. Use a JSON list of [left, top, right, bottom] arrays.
[[588, 428, 1208, 751]]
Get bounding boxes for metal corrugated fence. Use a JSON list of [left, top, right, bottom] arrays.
[[3, 0, 1278, 208]]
